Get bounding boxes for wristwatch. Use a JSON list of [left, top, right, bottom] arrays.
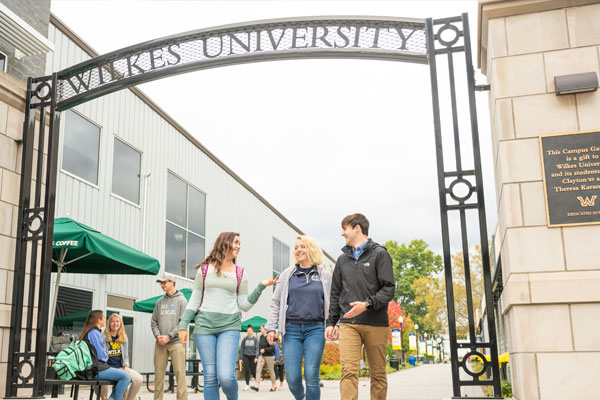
[[365, 299, 373, 310]]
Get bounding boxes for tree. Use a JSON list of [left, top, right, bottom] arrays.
[[411, 275, 446, 333], [449, 246, 484, 338], [409, 245, 485, 338], [385, 239, 443, 328]]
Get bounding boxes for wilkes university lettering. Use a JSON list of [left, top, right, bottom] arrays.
[[58, 19, 426, 103]]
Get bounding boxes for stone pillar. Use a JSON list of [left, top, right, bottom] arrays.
[[0, 71, 26, 396], [479, 1, 600, 399]]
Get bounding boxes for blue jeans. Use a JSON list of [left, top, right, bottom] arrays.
[[195, 330, 240, 400], [283, 322, 325, 400], [95, 367, 131, 400]]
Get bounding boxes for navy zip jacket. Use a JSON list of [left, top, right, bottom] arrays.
[[327, 239, 395, 327]]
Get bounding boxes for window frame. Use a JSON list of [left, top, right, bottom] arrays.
[[164, 170, 207, 280], [110, 135, 142, 206], [59, 109, 102, 188]]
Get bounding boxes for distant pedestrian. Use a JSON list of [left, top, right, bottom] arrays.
[[252, 325, 277, 392], [177, 232, 277, 400], [101, 314, 142, 400], [238, 325, 259, 391], [151, 273, 187, 400], [79, 310, 131, 400], [265, 235, 332, 400], [325, 213, 395, 400], [273, 333, 285, 391]]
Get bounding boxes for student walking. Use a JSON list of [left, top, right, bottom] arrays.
[[151, 273, 188, 400], [273, 333, 285, 391], [252, 325, 277, 392], [238, 325, 259, 391], [177, 232, 277, 400], [325, 214, 395, 400], [79, 310, 131, 400], [265, 236, 332, 400], [101, 314, 143, 400]]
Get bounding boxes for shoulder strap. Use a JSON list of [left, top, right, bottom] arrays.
[[196, 264, 210, 313], [235, 265, 244, 294]]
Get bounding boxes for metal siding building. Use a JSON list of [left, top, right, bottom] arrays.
[[45, 16, 331, 372]]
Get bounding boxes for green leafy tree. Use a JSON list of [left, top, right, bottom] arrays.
[[384, 239, 443, 329]]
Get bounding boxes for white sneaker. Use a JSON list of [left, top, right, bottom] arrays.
[[243, 385, 249, 391]]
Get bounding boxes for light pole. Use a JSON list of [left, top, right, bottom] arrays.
[[424, 332, 428, 363], [398, 316, 405, 367], [414, 323, 419, 363]]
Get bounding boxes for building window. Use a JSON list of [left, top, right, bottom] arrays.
[[272, 237, 290, 277], [0, 51, 7, 72], [165, 171, 206, 279], [52, 286, 93, 336], [112, 138, 141, 204], [62, 110, 100, 185]]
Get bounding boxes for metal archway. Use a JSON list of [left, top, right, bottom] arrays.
[[6, 14, 501, 398]]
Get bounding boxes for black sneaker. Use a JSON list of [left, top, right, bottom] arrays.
[[250, 386, 259, 392], [269, 388, 277, 392]]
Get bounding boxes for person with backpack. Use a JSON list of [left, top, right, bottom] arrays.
[[177, 232, 278, 400], [101, 314, 142, 400], [80, 310, 131, 400]]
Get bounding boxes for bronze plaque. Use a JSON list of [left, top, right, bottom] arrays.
[[539, 131, 600, 227]]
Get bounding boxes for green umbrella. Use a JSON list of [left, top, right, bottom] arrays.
[[133, 288, 193, 313], [241, 316, 267, 332], [54, 309, 133, 326], [50, 217, 160, 340]]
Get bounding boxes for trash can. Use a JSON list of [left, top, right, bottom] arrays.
[[389, 357, 399, 370], [408, 356, 416, 366]]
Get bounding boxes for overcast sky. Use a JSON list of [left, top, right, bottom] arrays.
[[50, 0, 496, 260]]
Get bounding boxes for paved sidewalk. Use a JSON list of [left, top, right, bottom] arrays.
[[54, 363, 484, 399]]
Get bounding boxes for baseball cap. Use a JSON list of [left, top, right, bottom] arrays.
[[156, 272, 177, 283]]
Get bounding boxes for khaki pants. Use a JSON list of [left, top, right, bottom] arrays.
[[339, 324, 389, 400], [256, 355, 276, 385], [153, 342, 187, 400], [101, 368, 142, 400]]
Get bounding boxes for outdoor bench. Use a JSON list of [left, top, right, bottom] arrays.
[[45, 378, 116, 400]]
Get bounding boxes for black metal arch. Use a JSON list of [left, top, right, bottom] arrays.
[[6, 13, 501, 399]]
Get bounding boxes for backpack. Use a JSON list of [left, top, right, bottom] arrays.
[[196, 264, 244, 312], [52, 340, 94, 380]]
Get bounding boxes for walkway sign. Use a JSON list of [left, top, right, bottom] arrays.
[[409, 333, 417, 350], [392, 329, 402, 350], [427, 342, 433, 356]]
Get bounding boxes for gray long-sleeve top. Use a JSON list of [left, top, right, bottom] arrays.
[[151, 289, 187, 345]]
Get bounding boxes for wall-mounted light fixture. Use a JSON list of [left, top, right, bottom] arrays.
[[555, 72, 598, 95]]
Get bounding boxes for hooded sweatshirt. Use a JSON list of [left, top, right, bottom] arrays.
[[151, 289, 187, 344], [327, 239, 395, 327]]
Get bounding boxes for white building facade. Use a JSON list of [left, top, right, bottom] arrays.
[[45, 15, 332, 373]]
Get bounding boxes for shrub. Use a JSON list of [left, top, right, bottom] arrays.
[[320, 363, 341, 380], [321, 343, 340, 366]]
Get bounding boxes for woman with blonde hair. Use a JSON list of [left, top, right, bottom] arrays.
[[265, 236, 333, 400], [79, 310, 131, 400], [101, 314, 142, 400], [177, 232, 278, 400]]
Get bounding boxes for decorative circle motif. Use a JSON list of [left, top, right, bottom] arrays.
[[26, 214, 45, 235], [34, 82, 52, 101], [448, 178, 474, 202], [437, 24, 461, 47], [17, 359, 34, 382], [461, 350, 488, 378]]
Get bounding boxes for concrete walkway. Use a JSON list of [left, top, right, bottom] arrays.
[[53, 363, 479, 400]]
